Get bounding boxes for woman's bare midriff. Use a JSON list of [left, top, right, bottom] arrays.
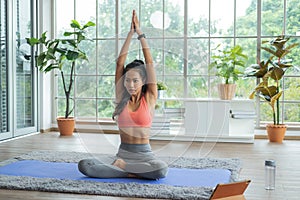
[[119, 127, 150, 144]]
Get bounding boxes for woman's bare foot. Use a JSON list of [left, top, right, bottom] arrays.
[[127, 173, 139, 178], [112, 159, 139, 178], [112, 158, 126, 170]]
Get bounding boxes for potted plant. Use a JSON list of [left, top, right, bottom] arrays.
[[26, 20, 95, 136], [209, 44, 248, 100], [157, 81, 168, 99], [244, 35, 299, 143]]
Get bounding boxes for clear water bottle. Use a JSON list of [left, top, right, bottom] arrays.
[[265, 160, 276, 190]]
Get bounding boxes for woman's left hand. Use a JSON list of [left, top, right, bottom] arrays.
[[132, 10, 142, 35]]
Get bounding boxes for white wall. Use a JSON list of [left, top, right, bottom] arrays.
[[38, 0, 53, 131]]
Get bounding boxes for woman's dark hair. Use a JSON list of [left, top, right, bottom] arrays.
[[112, 59, 147, 120]]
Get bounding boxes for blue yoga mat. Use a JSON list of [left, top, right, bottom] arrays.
[[0, 160, 231, 187]]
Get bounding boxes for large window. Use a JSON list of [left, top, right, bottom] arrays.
[[54, 0, 300, 128]]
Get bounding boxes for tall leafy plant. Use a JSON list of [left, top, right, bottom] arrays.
[[27, 20, 95, 119], [245, 35, 299, 125]]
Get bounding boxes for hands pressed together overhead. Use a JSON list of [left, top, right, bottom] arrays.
[[130, 10, 143, 36]]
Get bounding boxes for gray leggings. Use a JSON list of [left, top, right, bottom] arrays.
[[78, 143, 168, 180]]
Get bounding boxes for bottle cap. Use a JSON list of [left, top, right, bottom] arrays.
[[265, 160, 276, 167]]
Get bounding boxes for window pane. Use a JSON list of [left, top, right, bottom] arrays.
[[98, 99, 114, 118], [260, 102, 276, 123], [16, 0, 34, 128], [154, 59, 164, 76], [286, 0, 300, 36], [120, 0, 137, 36], [98, 76, 114, 98], [76, 0, 96, 38], [236, 38, 257, 69], [77, 40, 96, 75], [98, 0, 115, 37], [236, 0, 257, 36], [187, 39, 209, 75], [188, 0, 209, 37], [149, 39, 163, 75], [141, 0, 163, 37], [187, 76, 208, 98], [165, 39, 184, 75], [210, 77, 222, 98], [235, 78, 256, 99], [76, 76, 96, 98], [164, 100, 184, 109], [97, 40, 116, 75], [283, 77, 300, 101], [210, 38, 234, 51], [284, 103, 300, 123], [261, 0, 284, 36], [284, 37, 300, 69], [76, 99, 96, 119], [56, 0, 74, 37], [165, 0, 184, 36], [211, 0, 234, 37], [56, 98, 74, 117], [165, 76, 184, 98]]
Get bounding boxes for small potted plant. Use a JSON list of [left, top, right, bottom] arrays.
[[209, 44, 248, 100], [244, 35, 298, 143], [157, 81, 168, 99], [26, 20, 95, 136]]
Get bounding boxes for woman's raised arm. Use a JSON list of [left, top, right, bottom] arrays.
[[115, 14, 135, 103], [132, 10, 157, 103]]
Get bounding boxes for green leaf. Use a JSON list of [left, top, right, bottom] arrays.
[[70, 20, 81, 29], [257, 85, 278, 102], [56, 47, 67, 54], [44, 63, 59, 72], [249, 91, 256, 99], [63, 32, 75, 36], [77, 34, 85, 43], [36, 53, 47, 67], [40, 32, 47, 43], [26, 37, 40, 46], [270, 91, 283, 110], [45, 51, 56, 60], [63, 39, 77, 48], [261, 46, 277, 56], [82, 21, 96, 29], [66, 50, 80, 60], [268, 65, 284, 81]]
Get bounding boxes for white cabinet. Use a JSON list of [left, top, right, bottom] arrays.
[[184, 99, 255, 143], [185, 100, 230, 136]]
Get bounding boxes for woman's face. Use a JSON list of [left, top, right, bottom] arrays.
[[124, 69, 144, 95]]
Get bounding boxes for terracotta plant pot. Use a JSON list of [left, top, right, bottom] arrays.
[[266, 124, 287, 143], [217, 83, 236, 100], [56, 117, 75, 136]]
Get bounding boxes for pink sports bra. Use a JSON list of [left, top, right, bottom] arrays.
[[117, 96, 152, 128]]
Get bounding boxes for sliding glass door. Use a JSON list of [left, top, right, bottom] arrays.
[[14, 0, 37, 136], [0, 0, 37, 141], [0, 0, 10, 140]]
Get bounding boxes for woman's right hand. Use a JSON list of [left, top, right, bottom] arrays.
[[132, 10, 142, 35], [129, 10, 136, 34]]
